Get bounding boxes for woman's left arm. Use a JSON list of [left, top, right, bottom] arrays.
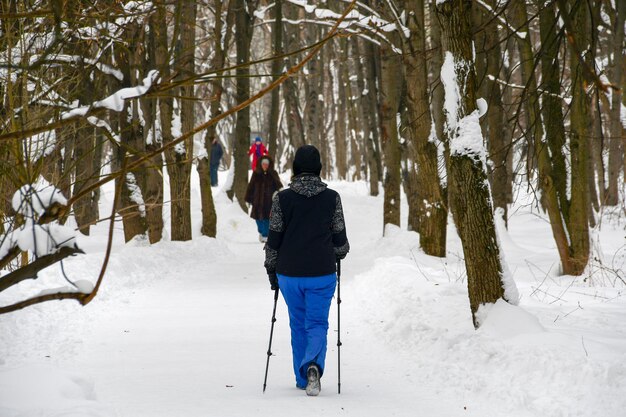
[[331, 194, 350, 260], [264, 193, 285, 274]]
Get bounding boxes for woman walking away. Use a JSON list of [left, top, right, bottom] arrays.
[[248, 136, 269, 170], [245, 155, 282, 243], [264, 144, 350, 396]]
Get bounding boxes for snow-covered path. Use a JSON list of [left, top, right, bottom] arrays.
[[62, 233, 461, 417], [58, 184, 471, 417], [2, 179, 625, 417]]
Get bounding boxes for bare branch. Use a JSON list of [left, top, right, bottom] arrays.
[[0, 246, 84, 292]]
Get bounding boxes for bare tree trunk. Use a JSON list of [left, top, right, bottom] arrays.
[[229, 0, 255, 211], [479, 0, 508, 223], [502, 36, 516, 204], [588, 90, 602, 222], [113, 22, 147, 242], [268, 0, 283, 160], [437, 0, 515, 328], [72, 126, 98, 234], [509, 0, 542, 182], [304, 16, 321, 154], [154, 1, 193, 240], [282, 2, 305, 149], [344, 46, 361, 181], [353, 38, 379, 195], [606, 0, 625, 205], [566, 0, 591, 274], [362, 39, 382, 196], [138, 11, 164, 243], [401, 0, 447, 256], [335, 39, 349, 180], [378, 34, 402, 229], [197, 0, 227, 238], [535, 1, 579, 275], [430, 0, 446, 158], [71, 41, 100, 235], [171, 0, 196, 240]]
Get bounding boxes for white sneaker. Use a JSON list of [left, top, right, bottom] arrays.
[[305, 364, 321, 396]]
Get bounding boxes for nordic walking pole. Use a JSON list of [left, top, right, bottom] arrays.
[[263, 288, 279, 393], [337, 259, 342, 394]]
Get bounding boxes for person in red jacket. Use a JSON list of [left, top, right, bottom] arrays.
[[248, 136, 269, 170]]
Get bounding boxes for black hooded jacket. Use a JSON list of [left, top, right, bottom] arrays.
[[264, 174, 350, 277]]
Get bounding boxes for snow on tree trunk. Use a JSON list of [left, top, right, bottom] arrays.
[[436, 0, 518, 328]]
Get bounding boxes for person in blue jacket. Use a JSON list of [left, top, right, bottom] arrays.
[[264, 144, 349, 396]]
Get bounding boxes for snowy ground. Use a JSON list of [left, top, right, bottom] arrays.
[[1, 172, 625, 417]]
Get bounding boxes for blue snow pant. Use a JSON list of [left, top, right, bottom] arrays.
[[256, 219, 270, 237], [277, 273, 337, 388]]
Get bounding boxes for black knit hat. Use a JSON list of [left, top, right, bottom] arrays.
[[293, 145, 322, 176]]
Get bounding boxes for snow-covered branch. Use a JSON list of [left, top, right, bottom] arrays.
[[255, 0, 407, 51], [486, 74, 569, 101], [0, 179, 79, 265], [474, 0, 527, 40], [61, 70, 159, 120], [256, 18, 386, 50]]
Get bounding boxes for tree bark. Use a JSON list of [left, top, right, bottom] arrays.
[[304, 14, 322, 154], [536, 0, 576, 275], [566, 0, 591, 274], [401, 0, 447, 256], [228, 0, 256, 211], [334, 38, 349, 180], [509, 0, 542, 181], [196, 0, 226, 238], [155, 1, 193, 240], [477, 0, 509, 223], [282, 2, 306, 150], [353, 38, 380, 195], [268, 0, 283, 160], [362, 39, 382, 196], [142, 11, 164, 243], [606, 0, 625, 205], [113, 21, 147, 242], [437, 0, 514, 328], [378, 33, 402, 229]]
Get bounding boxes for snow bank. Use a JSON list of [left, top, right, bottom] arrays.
[[350, 227, 626, 417], [476, 299, 544, 338], [0, 364, 115, 417]]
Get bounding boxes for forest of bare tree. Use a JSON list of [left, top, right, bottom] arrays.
[[2, 1, 626, 414], [1, 0, 624, 322]]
